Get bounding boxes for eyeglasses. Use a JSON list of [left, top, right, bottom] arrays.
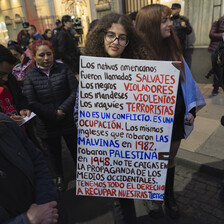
[[104, 31, 129, 47]]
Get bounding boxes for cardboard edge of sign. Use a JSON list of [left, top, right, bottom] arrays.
[[171, 62, 181, 70]]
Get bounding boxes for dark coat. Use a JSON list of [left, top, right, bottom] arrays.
[[24, 62, 78, 139], [0, 112, 57, 224], [55, 27, 80, 74], [0, 73, 28, 114], [171, 14, 192, 54], [208, 16, 224, 52]]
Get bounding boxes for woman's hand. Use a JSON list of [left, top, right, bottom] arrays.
[[26, 201, 58, 224], [56, 109, 65, 120], [20, 109, 31, 118], [185, 113, 194, 126], [10, 114, 24, 125]]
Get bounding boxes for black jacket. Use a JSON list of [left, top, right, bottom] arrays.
[[55, 28, 80, 74], [0, 113, 57, 223], [0, 73, 28, 114], [171, 14, 192, 53], [24, 62, 78, 139]]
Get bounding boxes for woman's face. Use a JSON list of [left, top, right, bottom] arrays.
[[28, 38, 35, 49], [10, 49, 21, 60], [104, 23, 128, 58], [46, 30, 52, 39], [160, 15, 173, 39], [34, 45, 54, 67]]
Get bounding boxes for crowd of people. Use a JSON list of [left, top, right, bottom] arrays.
[[0, 2, 223, 224]]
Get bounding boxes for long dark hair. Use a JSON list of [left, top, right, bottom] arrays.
[[7, 41, 24, 55], [43, 29, 52, 41], [84, 13, 150, 59], [0, 44, 17, 65], [135, 4, 184, 79]]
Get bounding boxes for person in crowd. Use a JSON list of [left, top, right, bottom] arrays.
[[88, 19, 99, 33], [52, 19, 62, 38], [24, 36, 36, 59], [171, 3, 192, 57], [28, 25, 44, 40], [43, 29, 52, 42], [0, 44, 45, 154], [220, 116, 224, 202], [86, 19, 98, 39], [135, 4, 205, 219], [54, 15, 80, 74], [84, 12, 150, 224], [24, 39, 78, 192], [7, 40, 23, 62], [0, 112, 58, 224], [17, 22, 30, 50], [185, 28, 196, 68], [129, 11, 138, 26], [0, 44, 30, 125], [207, 15, 224, 96], [70, 25, 80, 46], [7, 41, 33, 89]]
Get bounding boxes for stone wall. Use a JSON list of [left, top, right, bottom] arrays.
[[185, 0, 222, 47]]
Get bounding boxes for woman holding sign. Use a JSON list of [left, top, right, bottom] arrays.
[[135, 4, 205, 219], [85, 13, 149, 224], [24, 39, 78, 192]]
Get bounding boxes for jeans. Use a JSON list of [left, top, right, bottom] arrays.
[[211, 52, 220, 91]]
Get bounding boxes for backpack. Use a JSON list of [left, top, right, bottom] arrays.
[[213, 41, 224, 89]]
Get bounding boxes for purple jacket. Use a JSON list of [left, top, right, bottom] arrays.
[[208, 16, 224, 52], [12, 55, 32, 81]]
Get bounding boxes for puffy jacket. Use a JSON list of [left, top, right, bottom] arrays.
[[208, 16, 224, 52], [0, 113, 57, 224], [24, 62, 78, 139]]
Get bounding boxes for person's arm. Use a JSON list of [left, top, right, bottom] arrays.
[[1, 211, 29, 224], [182, 18, 192, 35], [57, 67, 78, 114], [209, 20, 223, 41], [1, 203, 58, 224], [57, 31, 72, 63], [26, 202, 58, 224], [185, 109, 195, 126], [7, 74, 29, 112], [1, 117, 58, 224], [221, 116, 224, 126], [23, 75, 57, 121]]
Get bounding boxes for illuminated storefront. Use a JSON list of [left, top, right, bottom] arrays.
[[0, 0, 26, 44], [52, 0, 92, 45], [0, 0, 96, 45], [29, 0, 93, 45]]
